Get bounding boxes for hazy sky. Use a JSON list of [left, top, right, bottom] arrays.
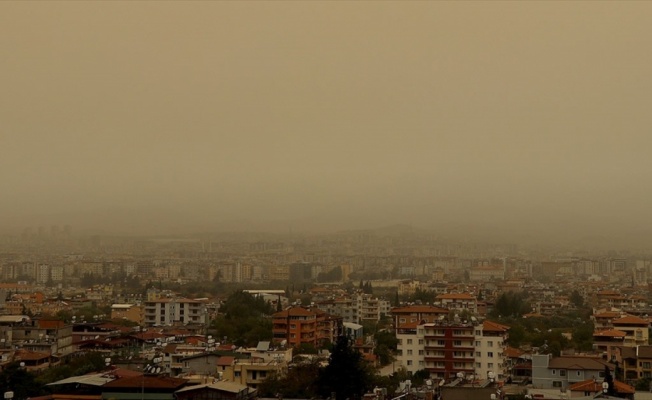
[[2, 2, 652, 239]]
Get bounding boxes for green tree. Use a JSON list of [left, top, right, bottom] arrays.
[[634, 377, 651, 391], [317, 336, 376, 400], [0, 362, 43, 398], [491, 291, 530, 318], [296, 342, 318, 355], [570, 290, 584, 308], [211, 291, 274, 346], [258, 360, 321, 398], [374, 330, 398, 366]]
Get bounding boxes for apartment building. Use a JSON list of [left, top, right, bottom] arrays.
[[612, 315, 649, 347], [423, 322, 475, 380], [144, 298, 207, 327], [316, 293, 391, 324], [390, 305, 449, 330], [435, 293, 478, 314], [474, 320, 509, 381], [0, 317, 73, 357], [396, 321, 425, 374], [394, 319, 510, 381], [222, 359, 286, 389], [271, 306, 342, 348]]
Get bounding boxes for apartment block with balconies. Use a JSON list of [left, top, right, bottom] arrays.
[[423, 322, 476, 380], [143, 298, 207, 327]]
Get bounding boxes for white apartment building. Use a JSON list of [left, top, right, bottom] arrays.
[[394, 320, 510, 382], [474, 320, 510, 381], [317, 293, 391, 324], [50, 266, 64, 283], [435, 293, 478, 314], [396, 321, 426, 374], [36, 264, 50, 284], [144, 298, 207, 326]]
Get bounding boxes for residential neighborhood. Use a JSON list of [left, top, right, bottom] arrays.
[[0, 228, 651, 400]]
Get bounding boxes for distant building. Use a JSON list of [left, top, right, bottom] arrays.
[[144, 298, 207, 327]]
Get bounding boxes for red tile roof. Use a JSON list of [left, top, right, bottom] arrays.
[[16, 349, 50, 361], [504, 346, 525, 358], [483, 320, 510, 332], [569, 379, 634, 394], [216, 356, 235, 366], [391, 305, 449, 313], [397, 321, 420, 329], [593, 329, 627, 338], [613, 315, 648, 325]]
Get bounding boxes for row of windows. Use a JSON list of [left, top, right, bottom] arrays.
[[400, 338, 425, 345]]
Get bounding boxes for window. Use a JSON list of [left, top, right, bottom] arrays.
[[560, 370, 566, 377], [407, 350, 413, 355], [488, 363, 493, 368], [552, 369, 556, 375], [419, 339, 424, 345], [290, 324, 296, 329], [488, 352, 494, 358], [488, 341, 493, 347], [475, 330, 481, 335], [476, 363, 481, 368], [407, 360, 413, 366], [437, 340, 445, 346], [419, 350, 424, 355], [576, 371, 581, 377], [476, 352, 481, 357], [453, 340, 462, 346], [644, 362, 651, 369], [553, 381, 562, 388], [407, 339, 413, 345], [475, 341, 481, 346]]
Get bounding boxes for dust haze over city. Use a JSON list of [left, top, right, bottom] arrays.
[[2, 1, 652, 250]]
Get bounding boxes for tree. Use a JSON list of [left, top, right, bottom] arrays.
[[604, 366, 614, 396], [570, 290, 584, 308], [211, 291, 274, 347], [0, 362, 43, 399], [258, 360, 321, 399], [317, 336, 375, 400], [634, 377, 651, 391], [374, 330, 398, 366], [491, 291, 530, 318]]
